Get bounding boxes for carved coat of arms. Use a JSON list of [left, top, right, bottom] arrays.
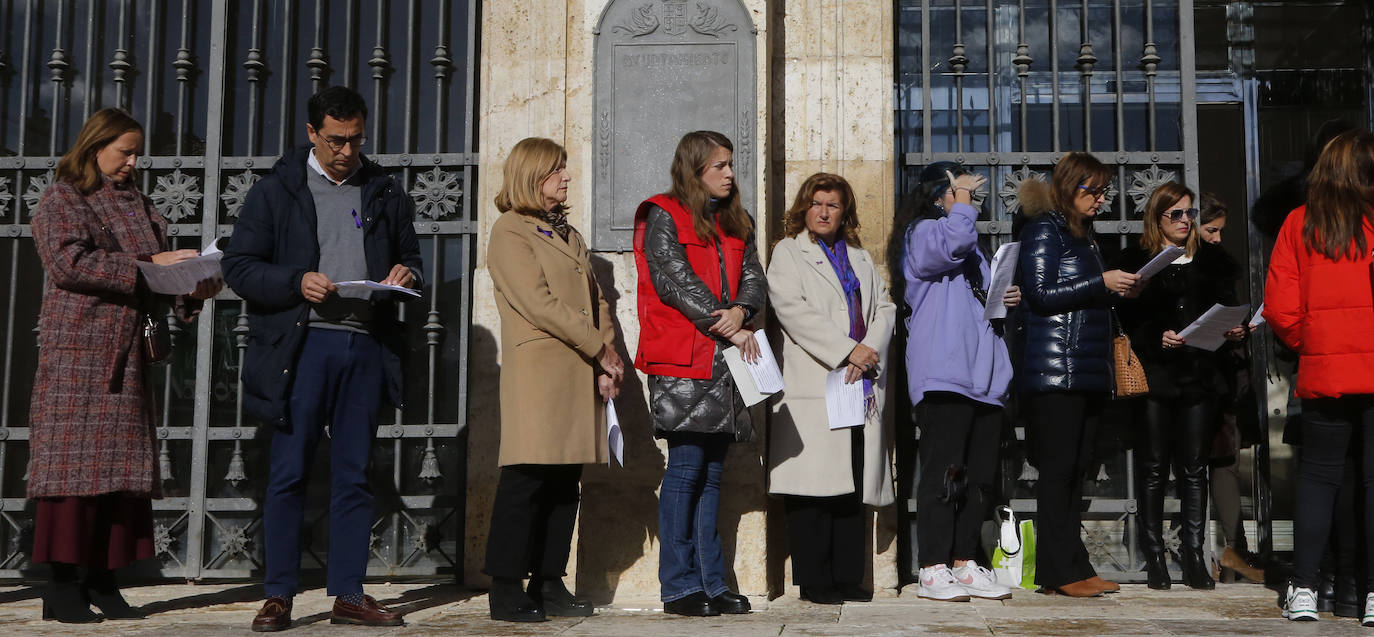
[[662, 1, 688, 36]]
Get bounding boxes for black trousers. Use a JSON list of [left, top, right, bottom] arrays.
[[484, 463, 583, 580], [784, 427, 864, 588], [914, 391, 1002, 567], [1293, 396, 1374, 589], [1025, 390, 1103, 588], [1135, 396, 1216, 554]]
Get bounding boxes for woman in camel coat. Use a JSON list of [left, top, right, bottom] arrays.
[[767, 172, 896, 605], [485, 137, 622, 623]]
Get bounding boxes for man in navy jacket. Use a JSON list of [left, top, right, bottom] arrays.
[[223, 85, 422, 632]]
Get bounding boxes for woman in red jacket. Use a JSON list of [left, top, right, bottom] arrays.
[[633, 131, 767, 616], [1264, 129, 1374, 624]]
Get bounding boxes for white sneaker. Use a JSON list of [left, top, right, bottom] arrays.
[[916, 564, 972, 602], [952, 560, 1013, 600], [1363, 592, 1374, 627], [1282, 584, 1318, 621]]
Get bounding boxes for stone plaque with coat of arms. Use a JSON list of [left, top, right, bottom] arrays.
[[592, 0, 758, 251]]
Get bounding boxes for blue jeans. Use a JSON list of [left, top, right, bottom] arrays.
[[658, 433, 731, 602], [263, 328, 384, 598]]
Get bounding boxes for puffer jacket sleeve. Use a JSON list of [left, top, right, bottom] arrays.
[[1263, 211, 1304, 351], [732, 225, 768, 320], [1018, 217, 1110, 315], [645, 205, 730, 333], [643, 206, 724, 332]]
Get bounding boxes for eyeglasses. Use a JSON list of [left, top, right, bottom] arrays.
[[1165, 207, 1199, 222], [320, 134, 367, 152], [1077, 184, 1109, 198]]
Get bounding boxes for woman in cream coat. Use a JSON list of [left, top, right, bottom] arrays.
[[767, 172, 896, 605]]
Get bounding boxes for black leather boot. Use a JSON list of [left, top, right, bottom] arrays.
[[83, 568, 145, 619], [1144, 552, 1172, 590], [1135, 446, 1171, 590], [43, 563, 102, 624], [528, 577, 592, 617], [488, 577, 546, 623], [1177, 460, 1215, 590]]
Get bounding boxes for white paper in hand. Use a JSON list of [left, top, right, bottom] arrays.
[[134, 237, 224, 295], [1250, 303, 1266, 327], [826, 368, 866, 429], [984, 242, 1020, 320], [1178, 303, 1251, 351], [722, 330, 784, 406], [606, 398, 624, 468], [334, 280, 421, 297], [1134, 245, 1186, 280]]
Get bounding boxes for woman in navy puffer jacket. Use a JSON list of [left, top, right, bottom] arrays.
[[1015, 151, 1139, 597]]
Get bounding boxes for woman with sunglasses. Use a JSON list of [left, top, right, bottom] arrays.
[[1113, 182, 1245, 590], [1016, 152, 1137, 597]]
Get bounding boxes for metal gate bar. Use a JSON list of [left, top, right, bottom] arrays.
[[0, 0, 478, 582], [896, 0, 1199, 581]]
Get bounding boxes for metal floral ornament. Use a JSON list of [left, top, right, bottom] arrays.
[[151, 169, 204, 222], [409, 167, 462, 220], [220, 170, 260, 218]]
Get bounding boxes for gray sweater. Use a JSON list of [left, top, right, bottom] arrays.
[[306, 168, 371, 331]]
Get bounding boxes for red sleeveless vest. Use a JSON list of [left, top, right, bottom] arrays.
[[632, 195, 745, 379]]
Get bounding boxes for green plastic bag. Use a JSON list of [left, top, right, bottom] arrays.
[[990, 505, 1036, 589]]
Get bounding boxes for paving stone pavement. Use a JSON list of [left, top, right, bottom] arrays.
[[0, 581, 1360, 636]]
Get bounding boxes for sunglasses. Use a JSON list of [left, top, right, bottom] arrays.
[[1077, 184, 1108, 198], [1165, 207, 1199, 222]]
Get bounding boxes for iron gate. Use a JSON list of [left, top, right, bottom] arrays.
[[895, 0, 1199, 581], [0, 0, 478, 581]]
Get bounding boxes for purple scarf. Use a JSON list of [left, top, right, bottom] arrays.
[[817, 238, 875, 407]]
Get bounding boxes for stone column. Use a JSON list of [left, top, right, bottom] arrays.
[[769, 0, 901, 595]]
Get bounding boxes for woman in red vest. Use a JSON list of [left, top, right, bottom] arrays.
[[1265, 129, 1374, 624], [633, 130, 767, 616]]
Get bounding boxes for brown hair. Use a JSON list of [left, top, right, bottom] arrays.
[[783, 172, 861, 246], [666, 131, 753, 242], [1199, 191, 1228, 224], [56, 108, 143, 194], [495, 137, 568, 215], [1139, 182, 1199, 257], [1303, 129, 1374, 260], [1049, 152, 1112, 238]]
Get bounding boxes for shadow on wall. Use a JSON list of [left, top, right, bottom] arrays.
[[575, 254, 663, 603], [463, 322, 501, 587], [467, 256, 770, 602]]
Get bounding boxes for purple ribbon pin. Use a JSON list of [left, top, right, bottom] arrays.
[[536, 227, 553, 237]]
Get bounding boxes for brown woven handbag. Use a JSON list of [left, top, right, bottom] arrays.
[[1111, 312, 1149, 399]]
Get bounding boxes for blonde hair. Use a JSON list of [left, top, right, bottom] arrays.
[[56, 108, 143, 194], [495, 137, 568, 215], [782, 172, 861, 246], [666, 131, 753, 241], [1139, 182, 1200, 257]]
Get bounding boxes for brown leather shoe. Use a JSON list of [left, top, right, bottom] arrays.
[[1054, 579, 1104, 597], [330, 595, 404, 627], [1086, 575, 1120, 594], [251, 597, 292, 632]]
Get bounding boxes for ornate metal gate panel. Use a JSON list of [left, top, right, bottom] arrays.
[[895, 0, 1198, 580], [0, 0, 478, 581]]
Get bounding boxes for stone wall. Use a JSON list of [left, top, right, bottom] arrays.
[[469, 0, 897, 600]]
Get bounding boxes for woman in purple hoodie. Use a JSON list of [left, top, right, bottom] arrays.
[[896, 162, 1020, 603]]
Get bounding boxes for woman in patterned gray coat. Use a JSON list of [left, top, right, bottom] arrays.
[[631, 131, 766, 616], [28, 109, 220, 623]]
